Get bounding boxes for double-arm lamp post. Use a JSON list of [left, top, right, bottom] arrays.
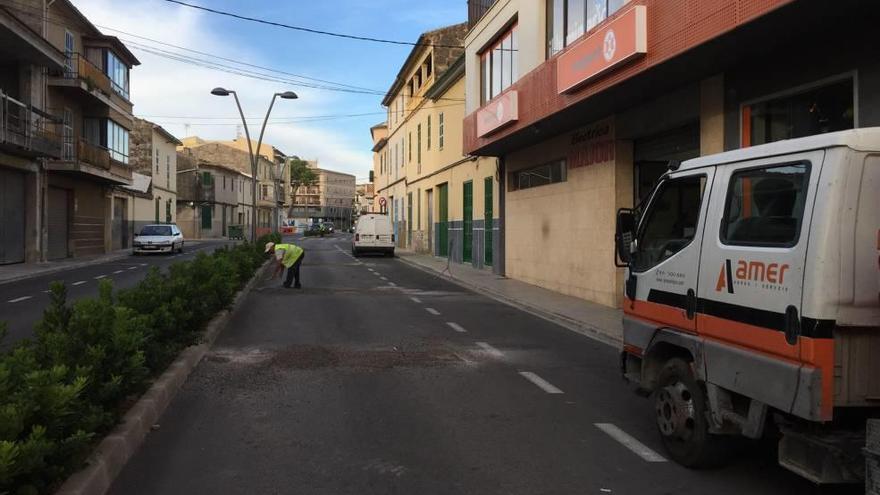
[[210, 88, 298, 242]]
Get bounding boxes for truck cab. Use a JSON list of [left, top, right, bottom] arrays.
[[616, 128, 880, 483]]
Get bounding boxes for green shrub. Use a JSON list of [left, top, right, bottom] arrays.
[[0, 238, 272, 494]]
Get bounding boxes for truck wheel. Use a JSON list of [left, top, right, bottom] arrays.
[[654, 358, 729, 468]]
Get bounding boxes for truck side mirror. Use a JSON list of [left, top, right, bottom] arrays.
[[616, 209, 636, 267]]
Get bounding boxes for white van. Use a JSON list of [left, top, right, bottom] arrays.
[[352, 214, 395, 257], [615, 128, 879, 484]]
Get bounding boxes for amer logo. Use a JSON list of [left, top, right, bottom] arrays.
[[715, 259, 790, 293]]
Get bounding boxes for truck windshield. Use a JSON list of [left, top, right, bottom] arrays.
[[631, 175, 706, 272]]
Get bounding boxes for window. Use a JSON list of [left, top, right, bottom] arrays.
[[481, 25, 519, 104], [547, 0, 628, 57], [743, 77, 854, 147], [417, 124, 422, 171], [62, 108, 73, 160], [427, 116, 432, 150], [166, 155, 170, 185], [155, 149, 159, 172], [439, 112, 445, 149], [511, 160, 567, 191], [154, 197, 160, 223], [201, 205, 212, 229], [424, 53, 433, 79], [64, 30, 74, 74], [202, 171, 213, 186], [166, 199, 172, 223], [106, 120, 129, 164], [408, 132, 412, 162], [106, 51, 130, 99], [721, 163, 809, 247], [631, 175, 706, 272]]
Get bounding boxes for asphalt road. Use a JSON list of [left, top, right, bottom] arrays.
[[0, 240, 236, 347], [108, 235, 852, 495]]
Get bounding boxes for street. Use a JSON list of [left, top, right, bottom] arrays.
[[0, 240, 236, 347], [105, 235, 832, 495]]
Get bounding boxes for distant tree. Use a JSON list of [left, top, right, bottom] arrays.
[[288, 157, 317, 216]]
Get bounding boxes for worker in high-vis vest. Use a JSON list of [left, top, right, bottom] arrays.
[[265, 241, 305, 289]]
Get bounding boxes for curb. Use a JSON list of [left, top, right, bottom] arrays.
[[53, 260, 272, 495], [0, 253, 131, 286], [397, 256, 622, 348]]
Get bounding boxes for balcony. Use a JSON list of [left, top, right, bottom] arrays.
[[468, 0, 497, 28], [49, 53, 115, 105], [46, 136, 131, 185], [0, 91, 62, 158]]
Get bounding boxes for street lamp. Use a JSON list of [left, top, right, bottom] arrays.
[[211, 87, 298, 242]]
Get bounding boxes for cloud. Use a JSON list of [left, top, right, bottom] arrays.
[[72, 0, 373, 177]]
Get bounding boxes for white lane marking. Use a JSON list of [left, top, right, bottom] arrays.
[[594, 423, 668, 463], [410, 297, 422, 304], [43, 290, 51, 294], [373, 272, 382, 277], [476, 342, 503, 357], [387, 282, 397, 287], [518, 371, 564, 394], [94, 275, 106, 280], [128, 266, 138, 270], [139, 263, 147, 266], [7, 296, 32, 303], [425, 307, 441, 316], [113, 270, 124, 274], [380, 276, 387, 281], [446, 322, 467, 333], [72, 281, 87, 286]]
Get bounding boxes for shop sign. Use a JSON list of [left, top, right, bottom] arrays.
[[477, 90, 519, 137], [568, 117, 615, 169], [557, 5, 647, 94]]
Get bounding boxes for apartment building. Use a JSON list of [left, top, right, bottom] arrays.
[[175, 148, 253, 240], [178, 136, 281, 237], [464, 0, 880, 308], [374, 22, 500, 269], [120, 118, 182, 246], [0, 0, 138, 263], [355, 182, 375, 216], [290, 159, 356, 229]]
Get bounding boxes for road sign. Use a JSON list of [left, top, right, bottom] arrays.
[[379, 197, 387, 207]]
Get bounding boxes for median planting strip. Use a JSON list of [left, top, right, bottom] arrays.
[[0, 235, 279, 495]]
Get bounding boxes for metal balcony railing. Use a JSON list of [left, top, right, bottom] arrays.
[[0, 91, 62, 158], [57, 53, 113, 96], [468, 0, 497, 27]]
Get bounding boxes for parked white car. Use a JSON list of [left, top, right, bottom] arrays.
[[133, 224, 184, 254], [352, 214, 394, 257]]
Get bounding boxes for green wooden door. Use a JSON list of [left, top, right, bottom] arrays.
[[463, 181, 473, 263], [438, 184, 448, 257], [484, 177, 493, 266]]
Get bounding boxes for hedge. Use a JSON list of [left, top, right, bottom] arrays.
[[0, 234, 278, 495]]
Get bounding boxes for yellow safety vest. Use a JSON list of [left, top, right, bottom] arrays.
[[275, 243, 303, 268]]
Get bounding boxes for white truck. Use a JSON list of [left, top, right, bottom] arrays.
[[615, 128, 879, 485]]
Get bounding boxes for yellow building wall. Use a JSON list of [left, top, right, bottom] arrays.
[[505, 131, 632, 308]]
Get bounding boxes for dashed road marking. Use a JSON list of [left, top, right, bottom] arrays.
[[380, 277, 387, 281], [387, 282, 397, 287], [518, 371, 564, 394], [128, 266, 138, 270], [94, 275, 106, 280], [594, 423, 667, 463], [425, 307, 441, 316], [113, 270, 124, 274], [7, 296, 32, 303], [410, 297, 422, 304], [72, 281, 87, 286], [476, 342, 503, 357], [445, 322, 467, 333]]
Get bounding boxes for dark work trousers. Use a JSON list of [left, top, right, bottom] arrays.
[[283, 252, 305, 288]]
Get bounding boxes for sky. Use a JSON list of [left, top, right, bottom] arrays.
[[71, 0, 467, 181]]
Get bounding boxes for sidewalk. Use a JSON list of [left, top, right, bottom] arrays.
[[396, 250, 623, 347]]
